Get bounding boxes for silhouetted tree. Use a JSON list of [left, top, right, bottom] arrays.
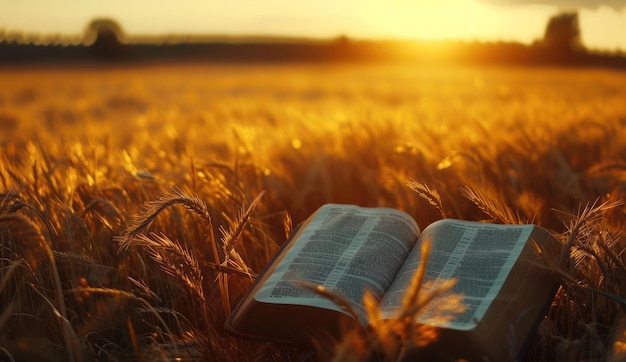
[[84, 18, 127, 60], [542, 12, 583, 53]]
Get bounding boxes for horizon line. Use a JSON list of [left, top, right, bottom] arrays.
[[2, 29, 624, 53]]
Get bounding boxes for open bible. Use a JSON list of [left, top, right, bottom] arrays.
[[226, 204, 562, 361]]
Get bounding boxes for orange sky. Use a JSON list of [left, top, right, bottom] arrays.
[[1, 0, 625, 50]]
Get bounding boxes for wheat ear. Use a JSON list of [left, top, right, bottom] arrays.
[[117, 187, 212, 251], [219, 190, 265, 272], [460, 185, 524, 224], [407, 180, 446, 218], [131, 232, 206, 305]]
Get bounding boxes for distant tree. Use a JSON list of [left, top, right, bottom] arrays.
[[542, 12, 583, 53], [84, 18, 126, 59]]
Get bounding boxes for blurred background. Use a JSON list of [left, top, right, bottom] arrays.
[[1, 0, 625, 65]]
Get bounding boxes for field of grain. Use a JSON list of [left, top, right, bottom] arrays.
[[1, 63, 626, 361]]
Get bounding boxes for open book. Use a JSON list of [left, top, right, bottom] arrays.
[[226, 204, 561, 361]]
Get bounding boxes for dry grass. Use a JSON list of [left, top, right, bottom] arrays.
[[1, 63, 626, 360]]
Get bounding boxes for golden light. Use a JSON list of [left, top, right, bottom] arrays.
[[0, 0, 625, 50], [359, 0, 527, 42]]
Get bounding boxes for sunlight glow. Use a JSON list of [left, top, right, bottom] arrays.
[[580, 6, 626, 51], [0, 0, 624, 49], [360, 1, 560, 44]]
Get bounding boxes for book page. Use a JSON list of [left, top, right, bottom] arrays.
[[380, 219, 534, 330], [255, 204, 420, 321]]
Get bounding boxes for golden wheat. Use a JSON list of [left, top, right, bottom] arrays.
[[1, 64, 626, 360]]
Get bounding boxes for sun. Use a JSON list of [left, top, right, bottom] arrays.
[[356, 0, 558, 46], [357, 0, 494, 41]]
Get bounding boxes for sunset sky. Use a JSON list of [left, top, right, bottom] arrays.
[[1, 0, 625, 50]]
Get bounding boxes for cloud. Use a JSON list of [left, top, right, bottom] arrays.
[[479, 0, 626, 10]]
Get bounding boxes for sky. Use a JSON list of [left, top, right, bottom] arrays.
[[1, 0, 625, 50]]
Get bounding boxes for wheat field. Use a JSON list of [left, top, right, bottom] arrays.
[[1, 63, 626, 361]]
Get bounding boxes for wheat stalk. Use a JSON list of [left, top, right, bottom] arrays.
[[117, 187, 212, 251], [0, 190, 22, 215], [29, 283, 82, 362], [560, 198, 624, 268], [65, 287, 178, 350], [283, 211, 293, 240], [130, 233, 206, 306], [293, 282, 363, 322], [217, 191, 264, 316], [79, 197, 125, 230], [127, 277, 162, 302], [0, 346, 15, 362], [407, 180, 446, 218], [460, 185, 524, 224], [220, 190, 265, 258]]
